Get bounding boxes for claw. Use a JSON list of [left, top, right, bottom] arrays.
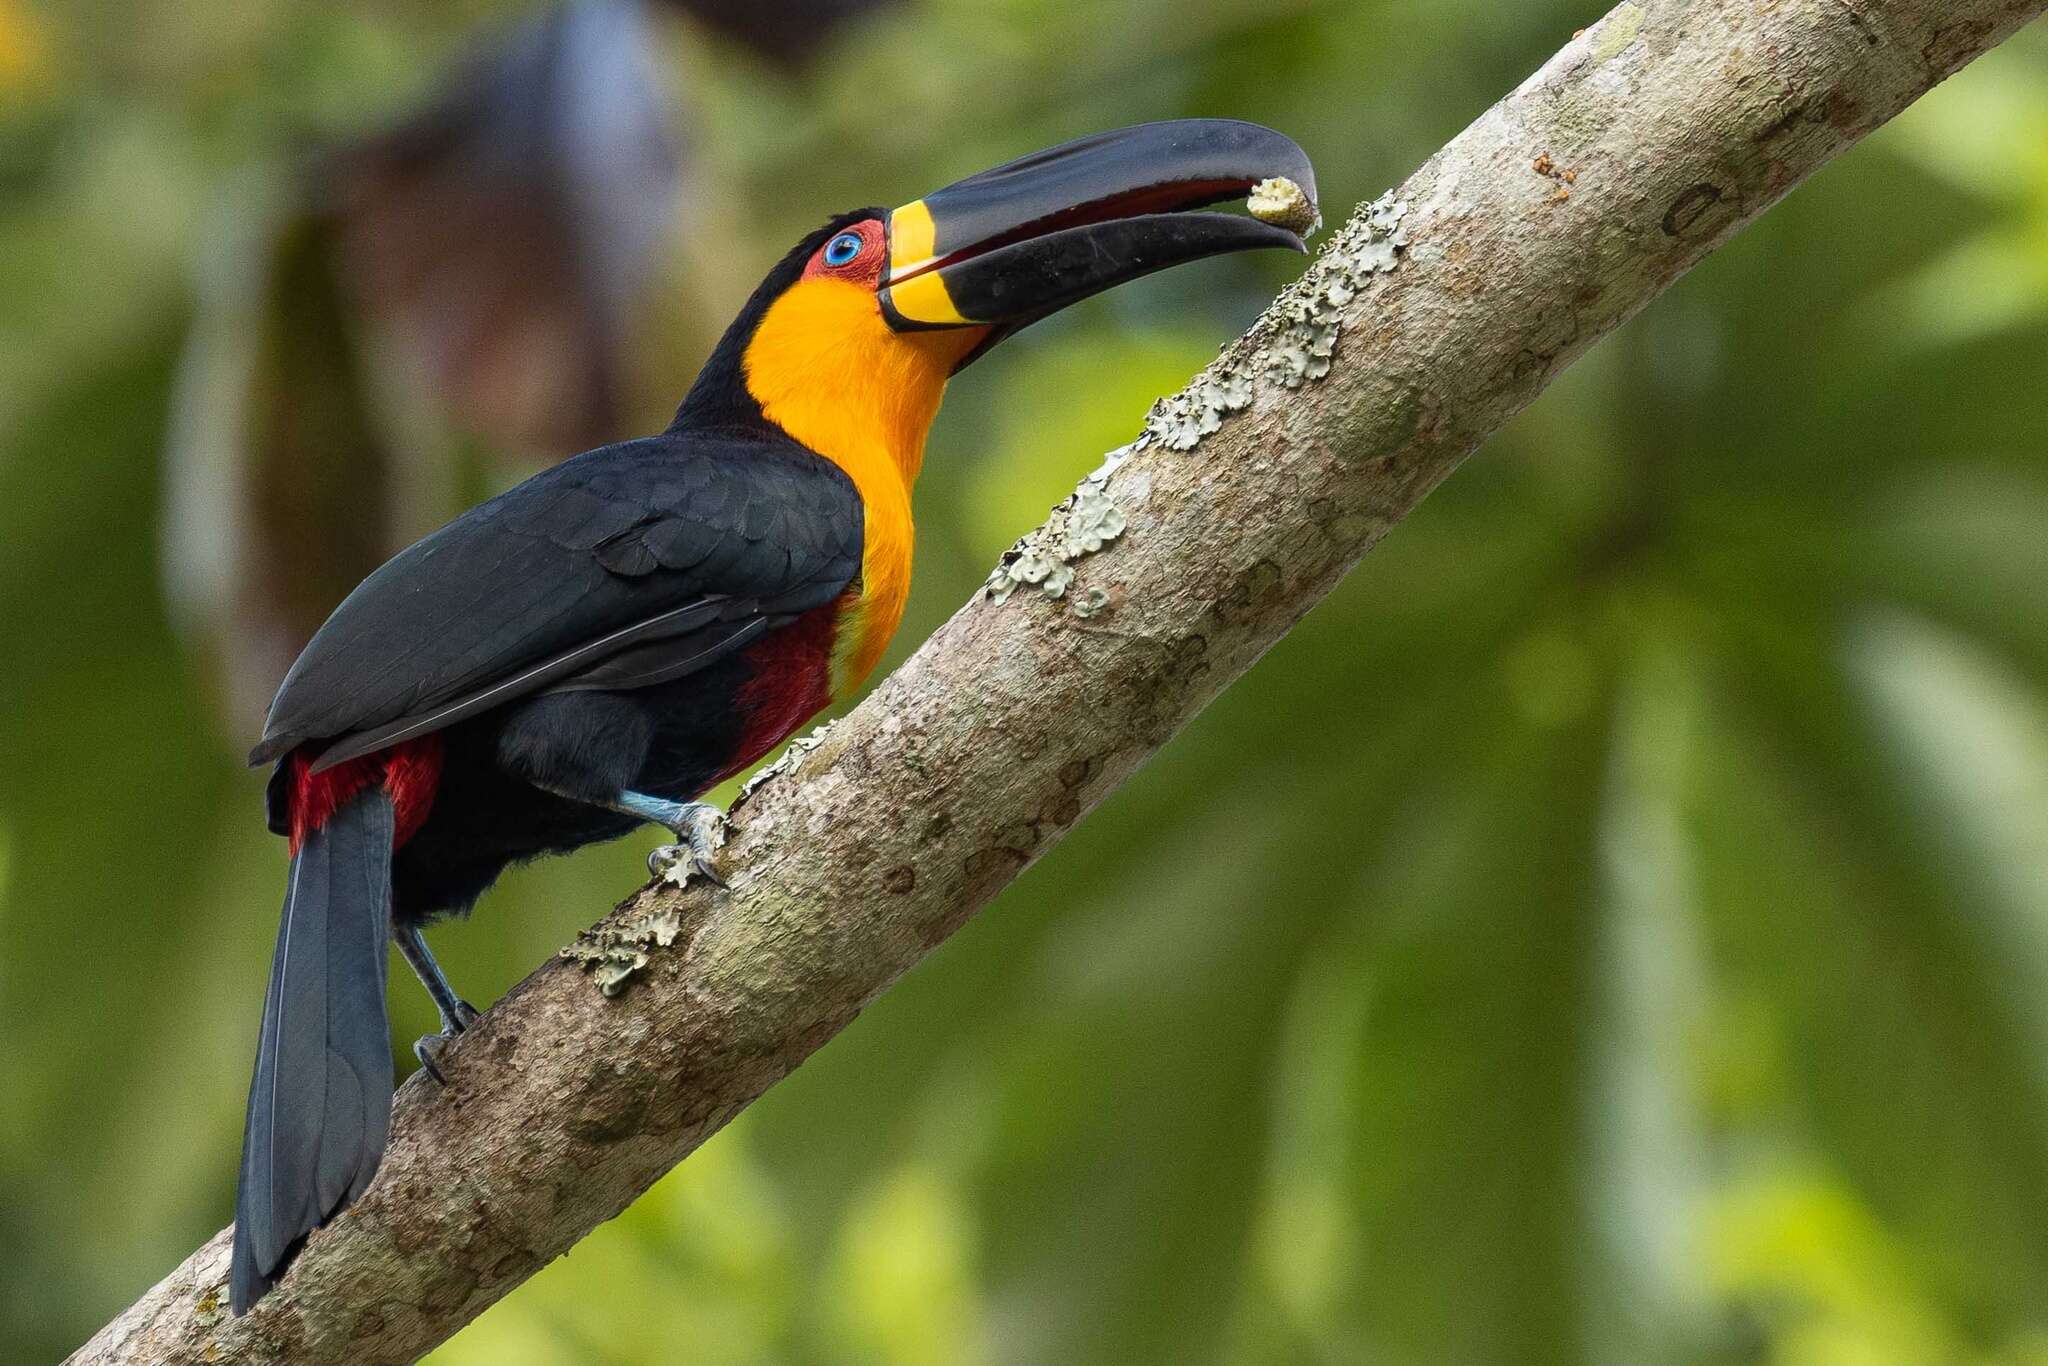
[[647, 803, 728, 889], [414, 1034, 451, 1085], [650, 842, 726, 889], [413, 999, 480, 1086]]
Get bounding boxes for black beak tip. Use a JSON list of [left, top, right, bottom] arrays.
[[1229, 215, 1313, 257], [889, 118, 1320, 333]]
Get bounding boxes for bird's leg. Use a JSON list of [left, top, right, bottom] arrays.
[[393, 922, 479, 1085], [522, 778, 730, 889], [613, 791, 728, 890]]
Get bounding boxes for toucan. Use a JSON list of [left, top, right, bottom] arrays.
[[228, 118, 1317, 1313]]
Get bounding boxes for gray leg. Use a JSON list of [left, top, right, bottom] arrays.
[[394, 923, 479, 1084], [613, 791, 728, 889], [522, 781, 729, 889]]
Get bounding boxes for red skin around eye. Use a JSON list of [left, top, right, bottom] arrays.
[[802, 219, 886, 284]]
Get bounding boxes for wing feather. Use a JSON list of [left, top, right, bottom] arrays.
[[255, 431, 861, 767]]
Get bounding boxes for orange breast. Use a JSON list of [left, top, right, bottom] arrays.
[[740, 277, 984, 692], [835, 484, 913, 691]]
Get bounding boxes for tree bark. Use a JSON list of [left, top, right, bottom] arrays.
[[72, 1, 2045, 1360]]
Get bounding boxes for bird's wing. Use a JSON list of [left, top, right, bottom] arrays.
[[250, 431, 863, 769]]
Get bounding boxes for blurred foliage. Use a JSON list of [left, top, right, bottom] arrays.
[[3, 1, 2048, 1362], [169, 0, 686, 734]]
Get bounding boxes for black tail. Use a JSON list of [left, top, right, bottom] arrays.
[[230, 787, 396, 1314]]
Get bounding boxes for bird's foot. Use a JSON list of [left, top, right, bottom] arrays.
[[647, 802, 728, 890], [413, 999, 480, 1086]]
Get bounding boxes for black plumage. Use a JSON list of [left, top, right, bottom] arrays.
[[231, 424, 862, 1311], [252, 434, 862, 771], [231, 787, 395, 1313]]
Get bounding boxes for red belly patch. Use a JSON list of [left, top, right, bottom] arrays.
[[718, 606, 838, 783]]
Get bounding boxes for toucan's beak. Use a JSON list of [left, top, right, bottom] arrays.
[[880, 119, 1317, 363]]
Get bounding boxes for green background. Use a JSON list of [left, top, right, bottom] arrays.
[[5, 1, 2048, 1361]]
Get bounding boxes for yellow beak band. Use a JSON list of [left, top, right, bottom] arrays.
[[883, 200, 968, 327]]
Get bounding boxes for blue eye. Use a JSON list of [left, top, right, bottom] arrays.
[[823, 232, 864, 267]]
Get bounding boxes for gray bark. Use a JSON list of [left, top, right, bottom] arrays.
[[71, 1, 2045, 1360]]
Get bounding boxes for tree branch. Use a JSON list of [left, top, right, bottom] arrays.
[[73, 1, 2043, 1360]]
